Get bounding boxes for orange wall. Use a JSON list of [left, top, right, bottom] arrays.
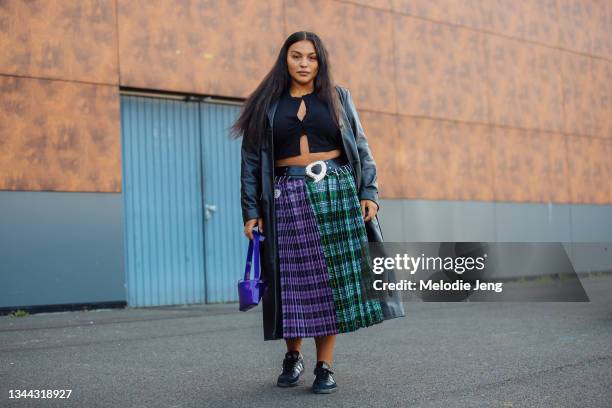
[[0, 0, 610, 203]]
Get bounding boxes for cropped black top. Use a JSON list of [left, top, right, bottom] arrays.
[[273, 89, 342, 160]]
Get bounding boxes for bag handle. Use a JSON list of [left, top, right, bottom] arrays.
[[244, 229, 265, 281]]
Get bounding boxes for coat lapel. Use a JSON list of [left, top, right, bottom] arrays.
[[267, 98, 279, 128]]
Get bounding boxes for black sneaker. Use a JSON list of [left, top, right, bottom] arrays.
[[312, 361, 337, 394], [276, 351, 304, 387]]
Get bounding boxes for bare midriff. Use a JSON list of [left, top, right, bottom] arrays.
[[274, 135, 342, 166]]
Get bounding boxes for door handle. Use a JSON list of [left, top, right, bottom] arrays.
[[205, 204, 217, 221]]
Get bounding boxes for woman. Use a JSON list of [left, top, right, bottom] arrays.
[[230, 31, 404, 394]]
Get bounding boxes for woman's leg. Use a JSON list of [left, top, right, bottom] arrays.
[[314, 334, 336, 364], [285, 337, 303, 353]]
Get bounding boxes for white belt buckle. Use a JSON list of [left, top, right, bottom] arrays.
[[305, 160, 327, 182]]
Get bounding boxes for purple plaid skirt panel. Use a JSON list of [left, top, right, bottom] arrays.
[[273, 176, 339, 338]]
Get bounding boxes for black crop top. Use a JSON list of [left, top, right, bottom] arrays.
[[273, 89, 342, 159]]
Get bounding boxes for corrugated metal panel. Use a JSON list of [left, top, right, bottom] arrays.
[[121, 96, 206, 307], [200, 102, 245, 303]]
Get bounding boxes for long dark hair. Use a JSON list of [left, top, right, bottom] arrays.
[[229, 31, 342, 148]]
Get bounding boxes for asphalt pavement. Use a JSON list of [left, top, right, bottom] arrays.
[[1, 274, 611, 408]]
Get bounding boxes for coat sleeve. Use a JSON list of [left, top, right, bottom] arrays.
[[240, 135, 262, 224], [344, 88, 380, 211]]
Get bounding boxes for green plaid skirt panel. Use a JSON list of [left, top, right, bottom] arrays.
[[305, 165, 384, 333]]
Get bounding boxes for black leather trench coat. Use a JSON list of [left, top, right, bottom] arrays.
[[240, 85, 405, 340]]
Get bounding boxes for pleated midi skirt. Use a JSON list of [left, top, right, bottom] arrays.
[[274, 162, 384, 339]]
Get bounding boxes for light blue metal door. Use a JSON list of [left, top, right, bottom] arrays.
[[121, 95, 244, 306], [121, 96, 206, 307], [199, 102, 245, 303]]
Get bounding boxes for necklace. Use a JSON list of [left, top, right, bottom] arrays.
[[289, 89, 313, 99]]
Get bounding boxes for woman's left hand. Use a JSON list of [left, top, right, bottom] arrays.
[[360, 199, 378, 222]]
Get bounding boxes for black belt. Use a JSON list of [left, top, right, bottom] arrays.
[[274, 157, 351, 181]]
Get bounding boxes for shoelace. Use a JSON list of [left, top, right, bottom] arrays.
[[315, 366, 334, 376], [281, 353, 301, 374]]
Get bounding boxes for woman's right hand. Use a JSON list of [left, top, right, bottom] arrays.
[[244, 217, 264, 240]]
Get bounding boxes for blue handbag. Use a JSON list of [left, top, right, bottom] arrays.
[[238, 230, 267, 311]]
